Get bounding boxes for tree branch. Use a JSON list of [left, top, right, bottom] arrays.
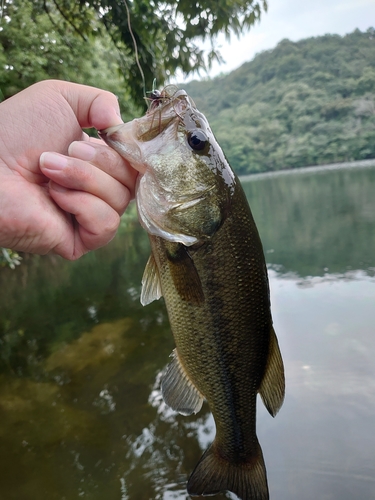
[[50, 0, 88, 42]]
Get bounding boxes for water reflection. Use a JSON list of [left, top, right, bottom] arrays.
[[0, 165, 374, 499], [243, 164, 375, 277], [264, 270, 375, 500]]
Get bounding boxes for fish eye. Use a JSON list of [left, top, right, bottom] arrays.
[[187, 130, 208, 152]]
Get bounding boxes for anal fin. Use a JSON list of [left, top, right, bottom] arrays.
[[161, 349, 204, 416], [259, 326, 285, 417]]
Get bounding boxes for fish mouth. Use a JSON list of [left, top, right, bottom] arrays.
[[98, 123, 123, 143], [98, 123, 147, 174], [97, 129, 107, 140]]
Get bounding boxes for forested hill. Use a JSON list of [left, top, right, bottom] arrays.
[[183, 28, 375, 175]]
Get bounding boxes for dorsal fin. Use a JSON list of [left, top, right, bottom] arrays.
[[258, 326, 285, 417], [140, 253, 162, 306], [161, 349, 204, 416]]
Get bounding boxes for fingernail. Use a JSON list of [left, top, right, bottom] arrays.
[[40, 152, 68, 170], [68, 141, 96, 161]]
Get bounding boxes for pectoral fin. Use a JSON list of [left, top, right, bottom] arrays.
[[259, 326, 285, 417], [166, 242, 205, 305], [161, 349, 204, 416], [140, 254, 162, 306]]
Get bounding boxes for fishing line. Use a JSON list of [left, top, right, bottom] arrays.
[[121, 0, 146, 100]]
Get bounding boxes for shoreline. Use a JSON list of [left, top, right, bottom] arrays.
[[240, 158, 375, 182]]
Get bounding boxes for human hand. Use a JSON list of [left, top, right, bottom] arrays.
[[0, 80, 137, 260]]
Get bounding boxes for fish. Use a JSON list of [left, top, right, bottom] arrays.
[[99, 86, 285, 500]]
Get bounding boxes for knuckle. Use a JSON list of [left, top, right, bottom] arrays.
[[116, 189, 131, 215], [67, 161, 94, 187], [95, 146, 121, 169], [105, 211, 121, 235]]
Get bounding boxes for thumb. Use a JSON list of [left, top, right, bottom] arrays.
[[57, 81, 124, 130]]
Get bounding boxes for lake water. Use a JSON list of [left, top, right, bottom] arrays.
[[1, 164, 375, 500]]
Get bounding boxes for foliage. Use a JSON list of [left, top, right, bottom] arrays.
[[0, 0, 267, 107], [184, 28, 375, 174], [64, 0, 267, 104], [0, 0, 140, 119], [0, 248, 22, 269]]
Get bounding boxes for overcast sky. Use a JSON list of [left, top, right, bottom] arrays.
[[177, 0, 375, 82]]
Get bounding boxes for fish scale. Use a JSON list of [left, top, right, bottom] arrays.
[[99, 86, 285, 500]]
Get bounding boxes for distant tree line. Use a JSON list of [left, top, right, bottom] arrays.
[[185, 28, 375, 174]]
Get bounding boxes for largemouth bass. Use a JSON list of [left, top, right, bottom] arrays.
[[99, 87, 285, 500]]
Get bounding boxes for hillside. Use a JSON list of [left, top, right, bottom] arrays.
[[184, 28, 375, 174]]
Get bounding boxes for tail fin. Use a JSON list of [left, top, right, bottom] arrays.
[[187, 441, 269, 500]]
